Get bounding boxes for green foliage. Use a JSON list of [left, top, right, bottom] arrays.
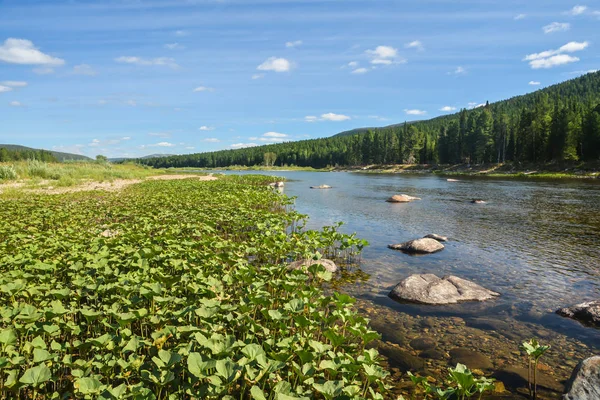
[[0, 147, 57, 163], [409, 363, 495, 400], [0, 177, 386, 398], [0, 165, 18, 180], [521, 339, 550, 400], [138, 72, 600, 169]]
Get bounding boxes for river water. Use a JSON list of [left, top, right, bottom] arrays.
[[215, 170, 600, 396]]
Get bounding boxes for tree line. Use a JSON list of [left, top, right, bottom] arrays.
[[139, 71, 600, 169], [0, 147, 57, 163]]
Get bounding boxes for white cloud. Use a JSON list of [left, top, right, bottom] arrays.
[[321, 112, 351, 121], [263, 132, 287, 138], [150, 142, 175, 147], [199, 126, 214, 131], [530, 54, 579, 69], [305, 116, 318, 122], [514, 13, 526, 20], [568, 5, 588, 15], [451, 66, 466, 75], [348, 61, 358, 68], [529, 80, 541, 85], [148, 132, 172, 138], [9, 101, 23, 107], [252, 73, 264, 80], [89, 139, 101, 147], [405, 40, 424, 51], [1, 81, 27, 87], [468, 102, 486, 109], [567, 69, 598, 75], [231, 143, 258, 149], [543, 22, 570, 34], [193, 86, 214, 92], [440, 106, 457, 112], [257, 57, 292, 72], [0, 85, 13, 93], [174, 30, 189, 37], [115, 56, 178, 68], [164, 43, 184, 50], [203, 138, 220, 143], [33, 67, 54, 75], [404, 109, 426, 116], [72, 64, 97, 76], [352, 67, 369, 74], [0, 38, 65, 65], [121, 136, 131, 140], [524, 41, 588, 69], [365, 45, 406, 65], [285, 40, 302, 48]]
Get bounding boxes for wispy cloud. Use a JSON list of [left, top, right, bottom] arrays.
[[148, 132, 172, 138], [164, 43, 184, 50], [0, 85, 12, 93], [193, 86, 214, 92], [0, 38, 65, 65], [404, 109, 426, 115], [1, 81, 27, 87], [174, 30, 189, 37], [524, 41, 588, 69], [351, 67, 369, 74], [405, 40, 424, 51], [257, 57, 292, 72], [514, 13, 526, 20], [285, 40, 302, 48], [543, 22, 570, 34], [199, 126, 214, 131], [305, 113, 351, 122], [366, 45, 405, 65], [72, 64, 97, 76], [252, 73, 264, 80], [568, 5, 588, 15], [529, 80, 541, 85], [450, 66, 466, 75], [203, 138, 220, 143], [115, 56, 178, 68], [149, 142, 175, 147], [231, 143, 258, 149], [33, 67, 54, 75], [440, 106, 456, 112], [9, 101, 23, 107]]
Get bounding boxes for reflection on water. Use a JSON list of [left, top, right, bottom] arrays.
[[214, 170, 600, 395]]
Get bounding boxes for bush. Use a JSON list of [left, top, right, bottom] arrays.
[[26, 159, 61, 179], [0, 165, 18, 180]]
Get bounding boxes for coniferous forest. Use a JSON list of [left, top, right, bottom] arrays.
[[140, 71, 600, 169]]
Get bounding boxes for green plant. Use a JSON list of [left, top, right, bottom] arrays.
[[521, 339, 550, 399], [0, 165, 18, 180], [408, 363, 495, 400]]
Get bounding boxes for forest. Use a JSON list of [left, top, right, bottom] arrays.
[[139, 71, 600, 169], [0, 147, 57, 163]]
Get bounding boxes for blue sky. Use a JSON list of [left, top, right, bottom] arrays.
[[0, 0, 598, 158]]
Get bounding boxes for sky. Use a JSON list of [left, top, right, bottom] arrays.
[[0, 0, 598, 158]]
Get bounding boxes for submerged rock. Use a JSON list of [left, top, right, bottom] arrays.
[[557, 300, 600, 327], [423, 233, 448, 242], [287, 258, 338, 273], [310, 185, 332, 189], [386, 194, 421, 203], [449, 348, 493, 370], [389, 274, 500, 305], [409, 337, 436, 351], [377, 342, 425, 372], [388, 238, 444, 254], [564, 356, 600, 400], [493, 366, 564, 394]]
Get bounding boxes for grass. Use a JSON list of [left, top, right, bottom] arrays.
[[0, 160, 166, 187], [0, 175, 388, 399]]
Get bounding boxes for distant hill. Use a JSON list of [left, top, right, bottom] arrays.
[[0, 144, 92, 161], [109, 154, 174, 163]]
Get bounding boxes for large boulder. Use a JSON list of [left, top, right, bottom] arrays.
[[310, 185, 332, 189], [388, 238, 444, 254], [564, 356, 600, 400], [389, 274, 500, 305], [386, 194, 421, 203], [423, 234, 448, 242], [557, 300, 600, 327], [288, 258, 338, 273]]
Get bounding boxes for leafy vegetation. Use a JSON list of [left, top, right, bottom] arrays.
[[521, 339, 550, 400], [0, 176, 387, 399], [407, 364, 495, 400], [138, 71, 600, 169]]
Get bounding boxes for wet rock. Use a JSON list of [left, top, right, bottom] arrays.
[[388, 238, 444, 254], [493, 366, 564, 393], [449, 348, 493, 370], [389, 274, 500, 305], [557, 300, 600, 327], [268, 181, 285, 188], [471, 199, 486, 204], [447, 178, 460, 182], [378, 342, 425, 372], [419, 349, 446, 360], [310, 185, 332, 189], [564, 356, 600, 400], [410, 338, 436, 351], [369, 320, 407, 346], [423, 233, 448, 242], [386, 194, 421, 203], [287, 258, 338, 273]]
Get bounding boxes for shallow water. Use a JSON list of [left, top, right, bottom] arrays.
[[214, 170, 600, 396]]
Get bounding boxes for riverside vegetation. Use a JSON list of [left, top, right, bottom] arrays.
[[0, 175, 390, 399]]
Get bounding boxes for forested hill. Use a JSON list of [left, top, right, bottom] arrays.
[[139, 71, 600, 169], [0, 144, 92, 162]]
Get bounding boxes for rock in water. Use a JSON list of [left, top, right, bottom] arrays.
[[268, 181, 284, 187], [288, 258, 338, 273], [449, 348, 493, 370], [388, 238, 444, 254], [447, 178, 460, 182], [557, 300, 600, 327], [471, 199, 486, 204], [386, 194, 421, 202], [423, 233, 448, 242], [389, 274, 500, 305], [310, 185, 332, 189], [564, 356, 600, 400]]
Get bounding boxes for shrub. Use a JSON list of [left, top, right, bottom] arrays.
[[0, 165, 18, 180]]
